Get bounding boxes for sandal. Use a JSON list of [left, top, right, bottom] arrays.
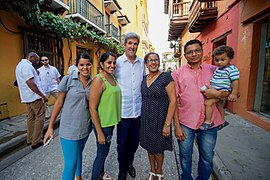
[[146, 171, 156, 180], [199, 122, 214, 130], [156, 173, 164, 180], [217, 121, 229, 131], [101, 173, 114, 180]]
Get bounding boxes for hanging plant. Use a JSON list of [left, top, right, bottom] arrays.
[[0, 0, 124, 55]]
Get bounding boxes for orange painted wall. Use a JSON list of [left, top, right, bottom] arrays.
[[233, 0, 270, 132]]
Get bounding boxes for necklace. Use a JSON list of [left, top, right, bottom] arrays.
[[147, 71, 159, 80]]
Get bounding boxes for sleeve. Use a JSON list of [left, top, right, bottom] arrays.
[[164, 72, 174, 87], [210, 64, 218, 73], [171, 71, 180, 97], [54, 67, 61, 78], [229, 65, 240, 81], [57, 75, 70, 93], [22, 65, 34, 81]]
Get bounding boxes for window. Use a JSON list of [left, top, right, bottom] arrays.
[[22, 29, 64, 76]]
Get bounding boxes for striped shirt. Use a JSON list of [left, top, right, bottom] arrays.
[[210, 64, 240, 91]]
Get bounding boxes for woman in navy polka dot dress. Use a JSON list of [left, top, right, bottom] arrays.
[[140, 52, 177, 180]]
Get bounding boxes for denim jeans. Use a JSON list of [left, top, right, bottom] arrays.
[[177, 124, 217, 180], [91, 125, 115, 180], [117, 117, 141, 175]]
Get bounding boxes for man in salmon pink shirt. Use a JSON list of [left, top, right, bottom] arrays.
[[172, 39, 229, 180]]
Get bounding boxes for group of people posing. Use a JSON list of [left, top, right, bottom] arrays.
[[16, 32, 239, 180]]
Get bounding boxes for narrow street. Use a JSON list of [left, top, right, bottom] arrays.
[[0, 129, 181, 180], [0, 111, 270, 179]]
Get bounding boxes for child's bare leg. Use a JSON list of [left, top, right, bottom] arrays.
[[216, 101, 225, 122], [205, 98, 220, 124]]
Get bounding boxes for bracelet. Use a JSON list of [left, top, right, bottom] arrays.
[[164, 122, 171, 127]]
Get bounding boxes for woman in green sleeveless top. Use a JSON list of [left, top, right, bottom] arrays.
[[89, 52, 121, 180]]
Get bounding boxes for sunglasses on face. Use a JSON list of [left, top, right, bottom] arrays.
[[41, 59, 49, 62]]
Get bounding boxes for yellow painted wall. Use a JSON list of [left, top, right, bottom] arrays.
[[0, 11, 30, 117], [118, 0, 148, 58], [0, 10, 102, 117]]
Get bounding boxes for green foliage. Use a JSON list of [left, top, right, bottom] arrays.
[[0, 0, 124, 55]]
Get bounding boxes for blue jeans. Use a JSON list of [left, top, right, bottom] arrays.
[[178, 124, 217, 180], [91, 125, 115, 180], [117, 117, 141, 175], [60, 136, 89, 180]]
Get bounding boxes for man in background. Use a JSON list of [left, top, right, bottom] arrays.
[[67, 59, 79, 75], [38, 56, 61, 118], [15, 52, 47, 149]]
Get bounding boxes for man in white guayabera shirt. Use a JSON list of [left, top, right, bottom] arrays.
[[115, 32, 146, 180], [15, 52, 47, 149], [38, 56, 61, 118]]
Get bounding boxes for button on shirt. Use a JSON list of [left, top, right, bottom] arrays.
[[38, 65, 61, 93], [15, 59, 45, 103], [172, 64, 223, 130], [115, 54, 145, 118], [58, 74, 92, 140]]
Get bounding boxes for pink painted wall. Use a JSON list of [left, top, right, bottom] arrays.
[[196, 3, 240, 112], [197, 3, 239, 65]]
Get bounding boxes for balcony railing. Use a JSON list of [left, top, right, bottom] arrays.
[[172, 1, 189, 17], [67, 0, 104, 32], [105, 24, 119, 42], [188, 0, 218, 32], [168, 1, 190, 41]]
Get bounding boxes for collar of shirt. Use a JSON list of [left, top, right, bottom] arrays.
[[186, 63, 203, 69], [43, 65, 51, 69], [71, 72, 92, 85], [22, 59, 32, 65], [122, 53, 140, 64]]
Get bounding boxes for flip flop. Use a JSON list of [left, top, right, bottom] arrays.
[[217, 121, 229, 131], [156, 173, 164, 180], [199, 122, 214, 130], [146, 171, 156, 180], [101, 173, 114, 180]]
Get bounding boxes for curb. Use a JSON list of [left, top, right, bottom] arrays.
[[0, 118, 60, 159], [213, 150, 233, 180]]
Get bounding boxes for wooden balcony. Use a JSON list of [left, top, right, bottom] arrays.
[[43, 0, 70, 14], [188, 0, 218, 33], [104, 0, 122, 14], [65, 0, 106, 35], [105, 24, 120, 43], [118, 15, 130, 26], [168, 1, 190, 41]]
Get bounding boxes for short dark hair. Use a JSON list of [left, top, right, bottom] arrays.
[[212, 45, 234, 59], [76, 53, 93, 66], [184, 39, 203, 53], [144, 52, 159, 64], [27, 52, 39, 59], [99, 52, 117, 70]]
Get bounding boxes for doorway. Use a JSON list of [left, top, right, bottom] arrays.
[[254, 18, 270, 117]]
